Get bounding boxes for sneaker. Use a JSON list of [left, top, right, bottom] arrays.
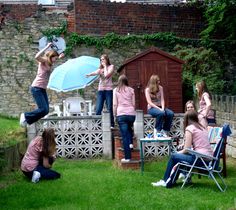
[[178, 173, 186, 181], [155, 132, 163, 138], [20, 113, 27, 127], [151, 179, 166, 187], [121, 158, 131, 163], [129, 144, 134, 149], [154, 129, 163, 138], [110, 126, 114, 130], [31, 171, 41, 183], [161, 130, 169, 138]]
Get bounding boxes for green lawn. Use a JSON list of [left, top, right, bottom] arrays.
[[0, 115, 26, 147], [0, 158, 236, 210], [0, 116, 235, 209]]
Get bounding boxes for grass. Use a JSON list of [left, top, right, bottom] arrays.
[[0, 115, 26, 147], [0, 116, 235, 209], [0, 158, 236, 210]]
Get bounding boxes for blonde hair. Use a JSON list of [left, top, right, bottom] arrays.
[[44, 50, 59, 66], [147, 74, 160, 96]]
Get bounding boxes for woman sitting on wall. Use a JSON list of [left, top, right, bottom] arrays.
[[145, 74, 174, 137]]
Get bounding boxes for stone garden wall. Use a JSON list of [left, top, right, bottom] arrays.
[[212, 95, 236, 158]]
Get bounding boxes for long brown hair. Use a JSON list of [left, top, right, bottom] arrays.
[[44, 50, 59, 66], [41, 128, 56, 157], [196, 80, 211, 99], [117, 74, 129, 92], [99, 54, 111, 69], [183, 110, 204, 131], [147, 74, 160, 96]]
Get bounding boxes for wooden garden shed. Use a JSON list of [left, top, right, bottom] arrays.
[[117, 47, 184, 113]]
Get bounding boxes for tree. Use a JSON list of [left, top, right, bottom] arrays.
[[200, 0, 236, 42]]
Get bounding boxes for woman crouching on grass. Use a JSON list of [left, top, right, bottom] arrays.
[[21, 128, 60, 183]]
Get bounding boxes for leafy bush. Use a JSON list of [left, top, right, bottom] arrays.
[[173, 45, 225, 100]]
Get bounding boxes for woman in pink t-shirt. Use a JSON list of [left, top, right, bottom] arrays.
[[21, 128, 60, 183], [152, 110, 213, 188], [145, 74, 174, 137], [196, 81, 215, 127], [20, 43, 61, 127], [86, 54, 115, 127], [113, 75, 136, 163]]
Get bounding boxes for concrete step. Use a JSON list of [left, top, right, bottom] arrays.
[[115, 147, 140, 161], [114, 159, 141, 170]]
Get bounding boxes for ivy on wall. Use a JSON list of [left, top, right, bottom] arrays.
[[41, 21, 68, 41], [40, 21, 199, 54], [38, 22, 233, 95], [65, 32, 200, 55]]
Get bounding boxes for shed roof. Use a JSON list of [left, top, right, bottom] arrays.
[[117, 46, 185, 72]]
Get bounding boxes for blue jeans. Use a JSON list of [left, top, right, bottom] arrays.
[[148, 107, 174, 131], [117, 115, 136, 159], [163, 152, 196, 182], [22, 165, 60, 180], [34, 165, 61, 180], [24, 87, 49, 125], [96, 90, 114, 127], [163, 152, 208, 188]]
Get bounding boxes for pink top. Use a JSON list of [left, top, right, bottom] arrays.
[[114, 86, 136, 116], [199, 92, 210, 113], [96, 65, 114, 91], [146, 86, 163, 110], [21, 136, 42, 172], [31, 62, 51, 89], [186, 124, 213, 156]]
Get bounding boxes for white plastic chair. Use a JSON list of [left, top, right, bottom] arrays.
[[45, 103, 63, 117], [63, 97, 86, 116]]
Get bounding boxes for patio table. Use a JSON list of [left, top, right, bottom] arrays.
[[139, 137, 174, 174]]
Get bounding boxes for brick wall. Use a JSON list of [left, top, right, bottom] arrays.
[[74, 0, 205, 38], [0, 3, 38, 21]]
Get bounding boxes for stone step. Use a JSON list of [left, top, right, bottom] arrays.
[[113, 128, 140, 170], [114, 159, 141, 170], [115, 147, 140, 161], [114, 136, 138, 149]]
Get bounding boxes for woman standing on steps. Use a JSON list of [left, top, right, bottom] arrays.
[[113, 75, 136, 163]]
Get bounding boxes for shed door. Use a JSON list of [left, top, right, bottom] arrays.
[[126, 60, 169, 114]]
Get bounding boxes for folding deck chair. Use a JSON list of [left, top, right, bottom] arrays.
[[173, 123, 231, 192], [207, 125, 228, 177]]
